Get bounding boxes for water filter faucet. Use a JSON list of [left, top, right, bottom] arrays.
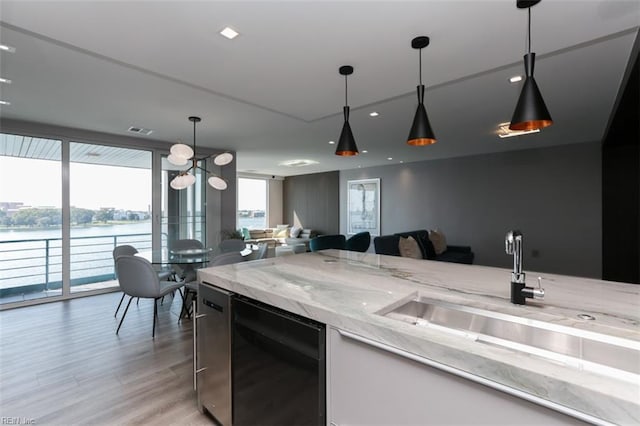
[[505, 230, 544, 304]]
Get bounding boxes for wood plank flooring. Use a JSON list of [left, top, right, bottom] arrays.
[[0, 292, 213, 425]]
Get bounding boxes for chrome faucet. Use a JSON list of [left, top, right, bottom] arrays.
[[505, 230, 544, 304]]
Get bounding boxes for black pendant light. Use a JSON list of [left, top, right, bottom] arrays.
[[509, 0, 553, 131], [407, 36, 436, 146], [335, 65, 358, 156]]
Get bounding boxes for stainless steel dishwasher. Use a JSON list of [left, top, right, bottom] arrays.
[[195, 284, 326, 426], [233, 295, 326, 426], [195, 283, 234, 426]]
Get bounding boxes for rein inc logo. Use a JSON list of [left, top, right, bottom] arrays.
[[1, 418, 35, 425]]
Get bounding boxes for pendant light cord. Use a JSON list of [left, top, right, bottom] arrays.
[[193, 120, 197, 152], [344, 74, 348, 106], [192, 120, 197, 171], [527, 7, 531, 54], [419, 48, 423, 86]]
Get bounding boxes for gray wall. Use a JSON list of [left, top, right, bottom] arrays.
[[340, 142, 602, 279], [284, 171, 339, 234], [268, 179, 284, 227]]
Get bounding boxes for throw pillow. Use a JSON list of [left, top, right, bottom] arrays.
[[290, 226, 302, 238], [274, 227, 289, 238], [241, 227, 251, 240], [398, 236, 422, 259], [429, 229, 447, 255]]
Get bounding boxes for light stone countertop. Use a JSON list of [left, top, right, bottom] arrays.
[[197, 250, 640, 425]]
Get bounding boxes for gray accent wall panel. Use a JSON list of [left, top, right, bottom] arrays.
[[340, 142, 602, 279], [268, 179, 284, 227], [284, 171, 339, 235]]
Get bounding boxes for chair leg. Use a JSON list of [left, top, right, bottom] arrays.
[[178, 288, 187, 322], [116, 296, 134, 335], [114, 293, 125, 317], [180, 289, 195, 320], [152, 298, 158, 338], [136, 297, 139, 306]]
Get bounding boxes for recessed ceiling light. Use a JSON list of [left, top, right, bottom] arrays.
[[0, 78, 11, 84], [328, 140, 335, 145], [509, 75, 523, 83], [0, 100, 11, 105], [497, 122, 540, 138], [0, 44, 16, 53], [220, 27, 239, 40], [400, 160, 404, 163], [369, 112, 380, 117], [387, 157, 393, 161], [362, 150, 368, 154]]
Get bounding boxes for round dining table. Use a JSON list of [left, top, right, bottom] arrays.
[[137, 247, 214, 266], [137, 246, 253, 267]]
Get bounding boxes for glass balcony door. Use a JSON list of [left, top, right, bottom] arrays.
[[69, 142, 152, 294], [0, 134, 63, 303]]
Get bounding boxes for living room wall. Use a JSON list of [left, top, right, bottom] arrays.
[[283, 171, 339, 235], [340, 142, 602, 279]]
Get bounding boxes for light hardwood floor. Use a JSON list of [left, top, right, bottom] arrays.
[[0, 292, 213, 425]]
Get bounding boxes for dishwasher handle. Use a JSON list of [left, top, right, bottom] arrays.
[[192, 300, 207, 391], [202, 298, 225, 312]]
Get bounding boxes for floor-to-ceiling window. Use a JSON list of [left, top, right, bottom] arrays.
[[0, 133, 62, 303], [237, 177, 267, 229], [69, 142, 152, 294]]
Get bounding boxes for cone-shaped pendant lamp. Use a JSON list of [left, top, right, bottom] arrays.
[[510, 0, 552, 131], [335, 65, 358, 156], [407, 36, 436, 146]]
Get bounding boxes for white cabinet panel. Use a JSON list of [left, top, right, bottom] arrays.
[[328, 328, 586, 425]]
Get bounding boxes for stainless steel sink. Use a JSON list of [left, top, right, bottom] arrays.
[[377, 295, 640, 380]]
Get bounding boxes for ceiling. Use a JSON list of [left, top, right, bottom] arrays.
[[0, 1, 638, 177]]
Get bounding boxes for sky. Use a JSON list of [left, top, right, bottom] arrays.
[[237, 178, 267, 211], [1, 157, 266, 212], [0, 157, 151, 211]]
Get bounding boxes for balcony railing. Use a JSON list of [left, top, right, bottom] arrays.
[[0, 233, 154, 298]]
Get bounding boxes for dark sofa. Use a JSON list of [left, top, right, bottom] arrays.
[[373, 229, 474, 264]]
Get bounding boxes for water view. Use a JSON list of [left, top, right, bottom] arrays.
[[238, 216, 267, 230], [0, 222, 153, 300]]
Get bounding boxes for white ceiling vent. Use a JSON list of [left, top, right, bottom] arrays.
[[127, 126, 153, 136]]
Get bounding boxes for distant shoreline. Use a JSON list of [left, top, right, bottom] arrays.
[[0, 220, 151, 232]]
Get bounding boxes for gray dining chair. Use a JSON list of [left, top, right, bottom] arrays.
[[172, 239, 206, 319], [113, 245, 138, 317], [172, 239, 204, 250], [179, 251, 248, 320], [112, 245, 174, 317], [210, 251, 247, 266], [171, 239, 204, 282], [115, 255, 184, 338], [219, 238, 246, 253]]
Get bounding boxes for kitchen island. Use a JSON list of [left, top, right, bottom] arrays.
[[197, 250, 640, 425]]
